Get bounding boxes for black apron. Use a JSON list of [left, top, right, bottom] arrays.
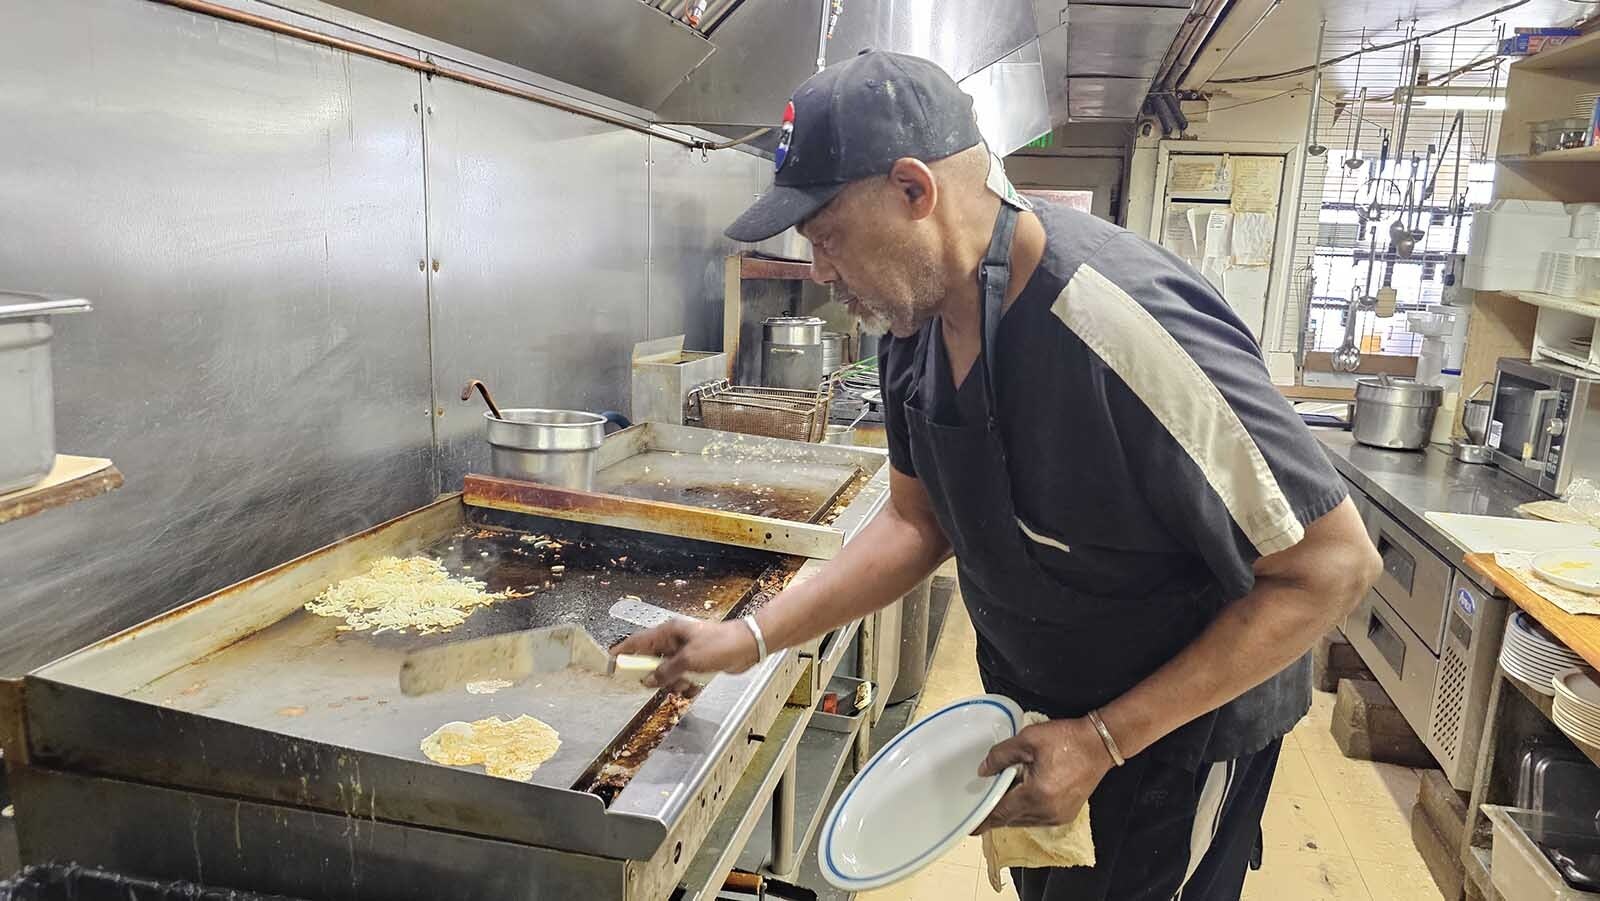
[[902, 201, 1219, 770]]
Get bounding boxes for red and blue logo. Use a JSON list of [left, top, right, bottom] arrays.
[[774, 101, 795, 171]]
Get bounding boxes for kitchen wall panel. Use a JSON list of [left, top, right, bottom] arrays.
[[0, 0, 435, 673], [647, 139, 769, 351], [422, 75, 651, 490], [0, 0, 769, 675]]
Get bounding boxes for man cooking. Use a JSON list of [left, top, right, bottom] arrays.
[[616, 51, 1381, 900]]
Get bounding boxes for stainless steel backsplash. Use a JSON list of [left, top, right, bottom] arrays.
[[0, 0, 774, 674]]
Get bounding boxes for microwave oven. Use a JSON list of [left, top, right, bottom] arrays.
[[1488, 357, 1600, 497]]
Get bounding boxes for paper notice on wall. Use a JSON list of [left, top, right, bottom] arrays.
[[1162, 202, 1218, 261], [1187, 209, 1209, 257], [1204, 211, 1233, 259], [1232, 211, 1276, 266], [1167, 155, 1232, 199], [1229, 156, 1284, 213], [1163, 206, 1198, 260]]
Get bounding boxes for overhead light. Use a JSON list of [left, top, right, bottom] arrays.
[[1336, 88, 1506, 111], [1409, 85, 1506, 111], [1413, 94, 1506, 111]]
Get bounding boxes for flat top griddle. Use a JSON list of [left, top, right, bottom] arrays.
[[22, 434, 892, 876], [121, 522, 777, 793], [593, 449, 859, 523]]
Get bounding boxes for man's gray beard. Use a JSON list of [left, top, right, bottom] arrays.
[[855, 308, 890, 335]]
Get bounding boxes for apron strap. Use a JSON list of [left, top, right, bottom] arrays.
[[977, 201, 1021, 425]]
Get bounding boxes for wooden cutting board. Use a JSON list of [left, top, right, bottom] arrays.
[[1424, 512, 1600, 554]]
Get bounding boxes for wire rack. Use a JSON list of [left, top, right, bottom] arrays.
[[686, 379, 835, 443], [1281, 22, 1507, 364]]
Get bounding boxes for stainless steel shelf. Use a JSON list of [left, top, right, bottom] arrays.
[[1462, 842, 1495, 901], [675, 705, 814, 901], [675, 578, 956, 901], [734, 714, 865, 877]]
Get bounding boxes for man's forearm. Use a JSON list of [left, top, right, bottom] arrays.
[[1097, 501, 1377, 759], [754, 505, 950, 652], [1099, 574, 1355, 760]]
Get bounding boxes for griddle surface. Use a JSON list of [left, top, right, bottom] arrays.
[[124, 525, 773, 791], [594, 449, 858, 522]]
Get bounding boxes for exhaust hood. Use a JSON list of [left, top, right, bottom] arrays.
[[823, 0, 1040, 85], [959, 40, 1052, 156], [311, 0, 1192, 137], [314, 0, 714, 111], [1037, 0, 1195, 122], [658, 0, 1050, 155]]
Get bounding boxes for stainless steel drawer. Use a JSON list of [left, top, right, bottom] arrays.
[[1345, 588, 1439, 746], [1364, 505, 1452, 654]]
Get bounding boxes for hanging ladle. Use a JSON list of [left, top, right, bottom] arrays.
[[461, 379, 505, 421], [1305, 20, 1328, 156], [1332, 290, 1375, 373], [1345, 88, 1368, 170]]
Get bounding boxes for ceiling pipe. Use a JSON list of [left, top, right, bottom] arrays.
[[1152, 0, 1233, 94], [1178, 0, 1282, 91], [1147, 93, 1188, 137]]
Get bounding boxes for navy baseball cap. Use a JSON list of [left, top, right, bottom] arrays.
[[725, 50, 985, 243]]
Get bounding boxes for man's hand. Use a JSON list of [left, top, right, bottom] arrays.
[[611, 619, 761, 693], [974, 717, 1114, 832]]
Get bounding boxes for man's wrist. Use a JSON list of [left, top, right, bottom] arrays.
[[1086, 709, 1125, 767], [1095, 701, 1155, 762], [741, 613, 769, 664]]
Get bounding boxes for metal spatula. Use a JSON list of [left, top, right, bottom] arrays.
[[398, 623, 705, 696]]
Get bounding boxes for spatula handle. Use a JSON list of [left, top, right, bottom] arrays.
[[613, 653, 711, 688]]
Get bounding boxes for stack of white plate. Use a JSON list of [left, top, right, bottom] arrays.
[[1552, 667, 1600, 749], [1500, 611, 1585, 695]]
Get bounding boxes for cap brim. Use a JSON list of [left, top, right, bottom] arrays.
[[725, 182, 847, 243]]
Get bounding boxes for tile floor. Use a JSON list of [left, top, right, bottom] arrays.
[[859, 601, 1445, 901]]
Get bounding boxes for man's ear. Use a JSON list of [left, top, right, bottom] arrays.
[[887, 158, 937, 221]]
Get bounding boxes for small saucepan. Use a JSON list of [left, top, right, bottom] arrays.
[[463, 380, 629, 490]]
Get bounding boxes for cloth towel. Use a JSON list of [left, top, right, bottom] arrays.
[[980, 713, 1095, 891], [1496, 550, 1600, 616]]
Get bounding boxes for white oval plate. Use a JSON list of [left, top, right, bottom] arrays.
[[1534, 548, 1600, 595], [1555, 667, 1600, 708], [817, 694, 1024, 891], [1505, 635, 1579, 662], [1554, 707, 1600, 747], [1554, 689, 1600, 724], [1511, 612, 1575, 651], [1503, 658, 1560, 696]]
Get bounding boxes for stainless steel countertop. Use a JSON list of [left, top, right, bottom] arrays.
[[1314, 430, 1548, 572]]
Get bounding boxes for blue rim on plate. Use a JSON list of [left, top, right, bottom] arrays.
[[817, 694, 1023, 891]]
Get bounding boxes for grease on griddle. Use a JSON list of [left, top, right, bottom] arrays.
[[585, 693, 694, 805], [425, 524, 773, 649], [579, 556, 808, 804]]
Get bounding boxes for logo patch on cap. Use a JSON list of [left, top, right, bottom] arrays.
[[774, 101, 795, 171]]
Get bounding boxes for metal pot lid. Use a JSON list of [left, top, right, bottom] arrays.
[[0, 292, 92, 320], [1355, 375, 1444, 407], [485, 408, 607, 451], [763, 316, 825, 345]]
